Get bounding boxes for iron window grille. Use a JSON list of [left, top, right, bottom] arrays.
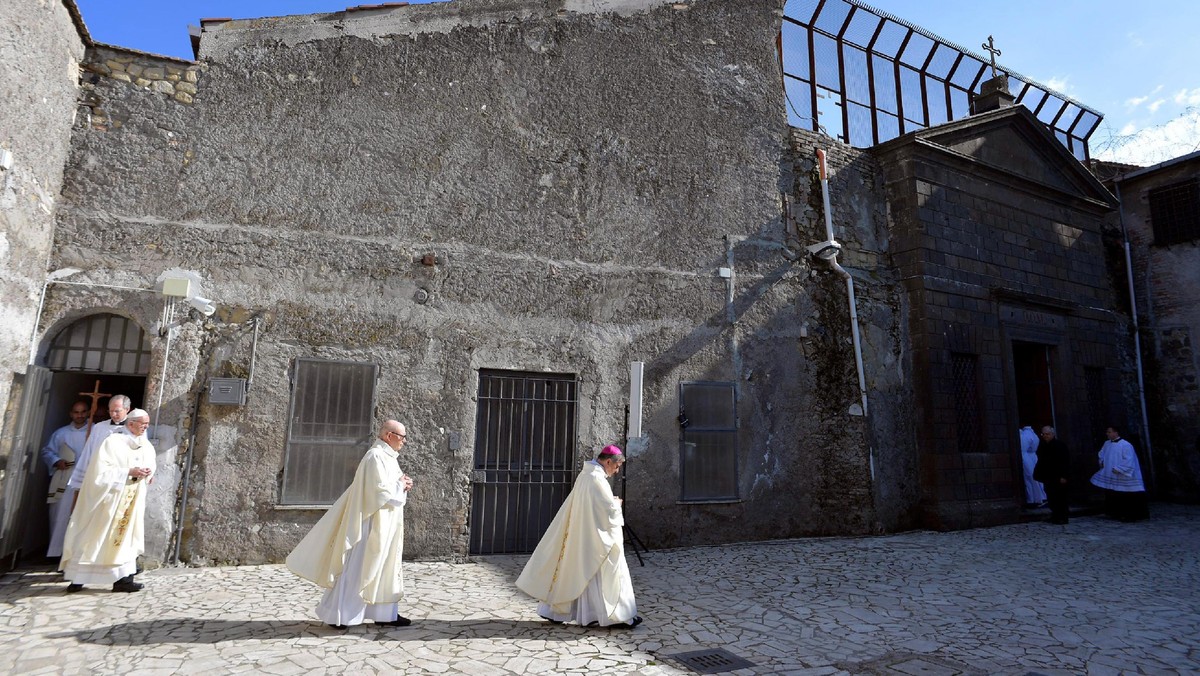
[[950, 352, 984, 454], [679, 381, 739, 502], [280, 358, 378, 505], [45, 313, 152, 375], [469, 370, 579, 555], [1148, 179, 1200, 246]]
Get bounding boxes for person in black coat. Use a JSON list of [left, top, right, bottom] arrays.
[[1033, 426, 1071, 524]]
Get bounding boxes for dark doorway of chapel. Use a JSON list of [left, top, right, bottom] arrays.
[[1012, 341, 1056, 432]]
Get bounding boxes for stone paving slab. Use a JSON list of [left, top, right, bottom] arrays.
[[2, 505, 1197, 675]]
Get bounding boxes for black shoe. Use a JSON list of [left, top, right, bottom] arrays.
[[538, 614, 563, 625], [327, 624, 347, 630], [374, 616, 411, 627], [1049, 518, 1068, 525], [623, 616, 643, 628], [66, 583, 84, 593], [112, 581, 144, 593]]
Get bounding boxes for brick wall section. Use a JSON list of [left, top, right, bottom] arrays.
[[875, 108, 1138, 529], [1112, 158, 1200, 501]]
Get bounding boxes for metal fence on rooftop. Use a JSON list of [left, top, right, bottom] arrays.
[[781, 0, 1102, 160]]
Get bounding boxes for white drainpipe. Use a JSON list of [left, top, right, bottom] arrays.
[[815, 149, 869, 418]]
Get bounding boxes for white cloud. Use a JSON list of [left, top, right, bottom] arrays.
[[1148, 98, 1167, 113], [1175, 88, 1200, 106], [1119, 123, 1138, 135], [1044, 76, 1070, 94], [1125, 85, 1164, 109]]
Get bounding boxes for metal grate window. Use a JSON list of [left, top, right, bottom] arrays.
[[1148, 179, 1200, 246], [469, 370, 578, 555], [781, 0, 1101, 159], [280, 358, 378, 505], [950, 353, 984, 454], [45, 313, 152, 374], [679, 381, 738, 502]]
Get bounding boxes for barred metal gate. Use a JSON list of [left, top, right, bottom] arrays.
[[469, 370, 577, 555]]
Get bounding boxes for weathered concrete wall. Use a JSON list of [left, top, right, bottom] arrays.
[[45, 0, 920, 564], [0, 0, 84, 536], [1113, 160, 1200, 502]]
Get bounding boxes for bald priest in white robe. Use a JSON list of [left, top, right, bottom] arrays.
[[287, 420, 414, 629], [60, 408, 155, 593], [517, 445, 641, 628]]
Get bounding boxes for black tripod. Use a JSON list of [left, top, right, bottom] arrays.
[[621, 405, 649, 566]]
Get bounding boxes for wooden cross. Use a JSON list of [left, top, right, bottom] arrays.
[[981, 35, 1002, 78], [78, 379, 111, 440]]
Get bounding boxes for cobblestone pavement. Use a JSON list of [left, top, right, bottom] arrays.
[[2, 505, 1197, 675]]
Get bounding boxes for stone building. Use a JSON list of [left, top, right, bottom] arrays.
[[1093, 152, 1200, 503], [0, 0, 1146, 567]]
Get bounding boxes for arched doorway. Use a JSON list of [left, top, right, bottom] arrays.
[[17, 313, 151, 562]]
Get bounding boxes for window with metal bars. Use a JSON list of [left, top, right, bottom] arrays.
[[1148, 179, 1200, 246], [950, 352, 984, 453], [279, 358, 378, 505], [45, 313, 152, 374], [679, 381, 739, 502]]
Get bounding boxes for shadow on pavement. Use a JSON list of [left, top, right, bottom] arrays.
[[53, 619, 596, 643]]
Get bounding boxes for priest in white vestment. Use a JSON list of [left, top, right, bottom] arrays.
[[1019, 425, 1046, 506], [48, 394, 131, 557], [60, 408, 155, 593], [517, 445, 641, 628], [287, 420, 413, 629], [40, 401, 91, 552]]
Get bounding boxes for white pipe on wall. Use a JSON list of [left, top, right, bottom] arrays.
[[1114, 182, 1155, 488], [815, 149, 869, 418]]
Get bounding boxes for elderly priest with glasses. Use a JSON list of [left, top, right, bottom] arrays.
[[287, 420, 415, 629]]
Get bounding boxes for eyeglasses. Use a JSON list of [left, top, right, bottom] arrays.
[[388, 431, 406, 439]]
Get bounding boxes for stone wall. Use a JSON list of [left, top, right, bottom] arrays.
[[1112, 159, 1200, 501], [0, 0, 85, 545], [45, 0, 921, 564], [875, 109, 1139, 529]]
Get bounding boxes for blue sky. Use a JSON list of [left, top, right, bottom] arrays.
[[74, 0, 1198, 165]]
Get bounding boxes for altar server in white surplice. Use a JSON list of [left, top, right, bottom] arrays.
[[60, 409, 155, 593], [517, 445, 641, 629], [1019, 424, 1046, 506], [287, 420, 414, 629], [49, 395, 131, 557], [41, 401, 91, 551]]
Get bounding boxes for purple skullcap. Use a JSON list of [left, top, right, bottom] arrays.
[[599, 445, 623, 456]]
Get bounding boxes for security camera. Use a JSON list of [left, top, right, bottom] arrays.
[[188, 296, 216, 317], [806, 239, 842, 260]]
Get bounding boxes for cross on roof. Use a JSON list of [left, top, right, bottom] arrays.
[[982, 35, 1002, 78]]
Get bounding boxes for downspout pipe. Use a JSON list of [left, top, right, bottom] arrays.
[[1114, 182, 1155, 489], [172, 383, 205, 564], [815, 149, 869, 418]]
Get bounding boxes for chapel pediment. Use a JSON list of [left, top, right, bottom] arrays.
[[902, 106, 1117, 208]]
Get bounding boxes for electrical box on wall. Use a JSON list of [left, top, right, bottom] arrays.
[[161, 276, 193, 298], [208, 378, 246, 405]]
